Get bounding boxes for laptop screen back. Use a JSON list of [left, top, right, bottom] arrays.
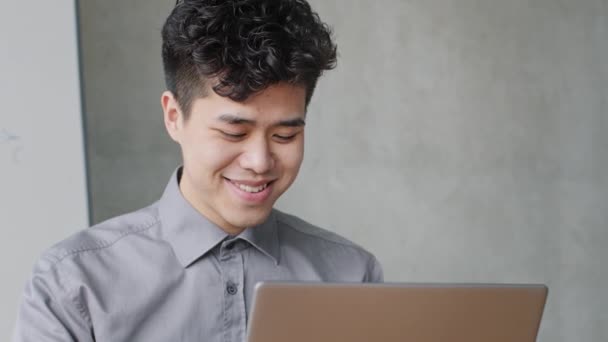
[[247, 282, 548, 342]]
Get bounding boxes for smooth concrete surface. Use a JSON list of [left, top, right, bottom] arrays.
[[79, 0, 607, 341]]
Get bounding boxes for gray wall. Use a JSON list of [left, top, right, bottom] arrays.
[[2, 1, 88, 339], [80, 0, 607, 341]]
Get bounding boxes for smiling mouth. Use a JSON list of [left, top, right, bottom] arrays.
[[235, 182, 268, 193], [225, 178, 275, 194]]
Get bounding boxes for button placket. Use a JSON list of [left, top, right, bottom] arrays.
[[221, 248, 246, 342]]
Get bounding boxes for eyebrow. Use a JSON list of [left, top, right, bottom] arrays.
[[217, 114, 306, 127]]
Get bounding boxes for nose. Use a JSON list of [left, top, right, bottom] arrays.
[[239, 136, 275, 174]]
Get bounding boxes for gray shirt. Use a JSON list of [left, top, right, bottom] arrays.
[[13, 168, 383, 342]]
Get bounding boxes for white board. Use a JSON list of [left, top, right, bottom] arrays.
[[0, 1, 89, 339]]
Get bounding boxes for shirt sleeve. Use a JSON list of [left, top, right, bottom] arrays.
[[363, 254, 384, 283], [12, 262, 94, 342]]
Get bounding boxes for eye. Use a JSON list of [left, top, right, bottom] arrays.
[[273, 133, 298, 143], [220, 131, 247, 140]]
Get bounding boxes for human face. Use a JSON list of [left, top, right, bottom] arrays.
[[162, 82, 306, 235]]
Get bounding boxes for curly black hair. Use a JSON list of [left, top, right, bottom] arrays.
[[161, 0, 337, 116]]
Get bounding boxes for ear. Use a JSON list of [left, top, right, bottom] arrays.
[[161, 91, 183, 143]]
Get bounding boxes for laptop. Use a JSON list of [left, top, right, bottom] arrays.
[[247, 282, 548, 342]]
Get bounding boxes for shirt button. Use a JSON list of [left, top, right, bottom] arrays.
[[226, 283, 238, 295]]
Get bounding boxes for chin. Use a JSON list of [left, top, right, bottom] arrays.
[[228, 207, 273, 229]]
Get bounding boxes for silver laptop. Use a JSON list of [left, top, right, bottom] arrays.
[[247, 282, 548, 342]]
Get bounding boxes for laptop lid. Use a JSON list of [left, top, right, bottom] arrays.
[[247, 282, 548, 342]]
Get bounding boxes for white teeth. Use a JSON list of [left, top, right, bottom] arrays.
[[236, 183, 268, 193]]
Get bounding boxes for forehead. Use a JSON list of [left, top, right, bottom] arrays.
[[190, 82, 307, 123]]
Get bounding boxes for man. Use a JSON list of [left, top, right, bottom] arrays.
[[13, 0, 382, 341]]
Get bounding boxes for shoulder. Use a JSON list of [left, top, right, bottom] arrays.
[[274, 209, 364, 249], [34, 203, 161, 274], [273, 209, 383, 282]]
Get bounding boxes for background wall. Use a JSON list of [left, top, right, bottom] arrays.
[[79, 0, 607, 341], [1, 1, 89, 340]]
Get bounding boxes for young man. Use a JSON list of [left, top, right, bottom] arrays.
[[13, 0, 382, 341]]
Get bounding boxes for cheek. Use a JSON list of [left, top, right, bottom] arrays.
[[276, 142, 304, 174], [182, 135, 241, 175]]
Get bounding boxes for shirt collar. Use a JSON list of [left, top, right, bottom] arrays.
[[158, 167, 280, 267], [240, 211, 280, 265]]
